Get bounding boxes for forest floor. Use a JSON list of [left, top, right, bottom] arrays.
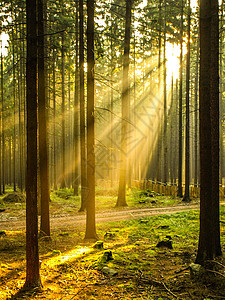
[[0, 187, 225, 299]]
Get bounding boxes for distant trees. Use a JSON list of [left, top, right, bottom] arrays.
[[0, 0, 205, 196]]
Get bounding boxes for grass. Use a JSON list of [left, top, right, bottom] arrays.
[[0, 200, 225, 299], [1, 186, 225, 299]]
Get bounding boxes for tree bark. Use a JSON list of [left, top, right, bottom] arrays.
[[163, 0, 167, 184], [73, 0, 79, 196], [183, 0, 191, 202], [156, 0, 162, 183], [24, 0, 42, 288], [12, 20, 17, 192], [60, 32, 66, 189], [178, 0, 183, 197], [210, 0, 221, 257], [85, 0, 97, 239], [196, 0, 222, 265], [116, 0, 132, 207], [52, 49, 57, 190], [79, 0, 87, 212], [38, 0, 50, 237], [1, 51, 5, 194], [194, 39, 199, 187]]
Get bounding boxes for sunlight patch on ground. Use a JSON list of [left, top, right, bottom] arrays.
[[5, 230, 24, 236], [44, 247, 91, 268]]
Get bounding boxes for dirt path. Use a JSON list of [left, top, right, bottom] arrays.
[[0, 203, 200, 231]]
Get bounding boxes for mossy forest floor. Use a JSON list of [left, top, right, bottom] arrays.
[[0, 187, 225, 299]]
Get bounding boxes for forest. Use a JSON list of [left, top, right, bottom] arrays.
[[0, 0, 225, 298]]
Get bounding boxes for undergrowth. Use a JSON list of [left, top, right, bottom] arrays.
[[1, 207, 225, 299]]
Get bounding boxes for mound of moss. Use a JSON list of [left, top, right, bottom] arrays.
[[2, 192, 26, 203]]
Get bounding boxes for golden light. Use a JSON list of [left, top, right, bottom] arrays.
[[166, 42, 180, 82], [44, 246, 91, 268], [0, 32, 8, 56], [191, 0, 198, 8]]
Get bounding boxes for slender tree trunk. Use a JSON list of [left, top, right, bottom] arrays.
[[38, 0, 50, 237], [174, 79, 179, 184], [17, 22, 23, 192], [183, 0, 191, 202], [178, 0, 183, 197], [73, 0, 79, 196], [194, 40, 199, 187], [52, 49, 57, 190], [85, 0, 97, 239], [219, 0, 224, 184], [21, 12, 26, 192], [0, 50, 4, 194], [60, 33, 66, 189], [12, 23, 16, 192], [19, 19, 25, 192], [79, 0, 87, 211], [163, 0, 167, 184], [133, 33, 138, 181], [116, 0, 132, 207], [24, 0, 41, 288], [9, 139, 12, 186], [110, 21, 114, 187], [156, 0, 162, 182], [67, 53, 71, 188], [170, 75, 174, 184], [0, 66, 1, 196]]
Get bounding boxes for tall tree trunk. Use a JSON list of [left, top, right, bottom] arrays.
[[116, 0, 132, 207], [210, 0, 222, 257], [17, 21, 23, 192], [183, 0, 191, 202], [0, 50, 4, 194], [79, 0, 87, 212], [110, 21, 114, 186], [85, 0, 97, 239], [133, 33, 138, 181], [52, 49, 57, 190], [196, 0, 222, 265], [73, 0, 79, 196], [170, 75, 174, 184], [12, 21, 17, 192], [24, 0, 41, 289], [156, 0, 162, 182], [60, 32, 66, 189], [177, 0, 183, 197], [219, 0, 224, 184], [38, 0, 50, 237], [174, 79, 179, 184], [194, 39, 199, 187], [67, 52, 72, 188], [163, 0, 167, 184]]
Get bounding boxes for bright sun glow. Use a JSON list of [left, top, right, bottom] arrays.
[[166, 43, 181, 82], [191, 0, 198, 8], [0, 32, 9, 56]]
